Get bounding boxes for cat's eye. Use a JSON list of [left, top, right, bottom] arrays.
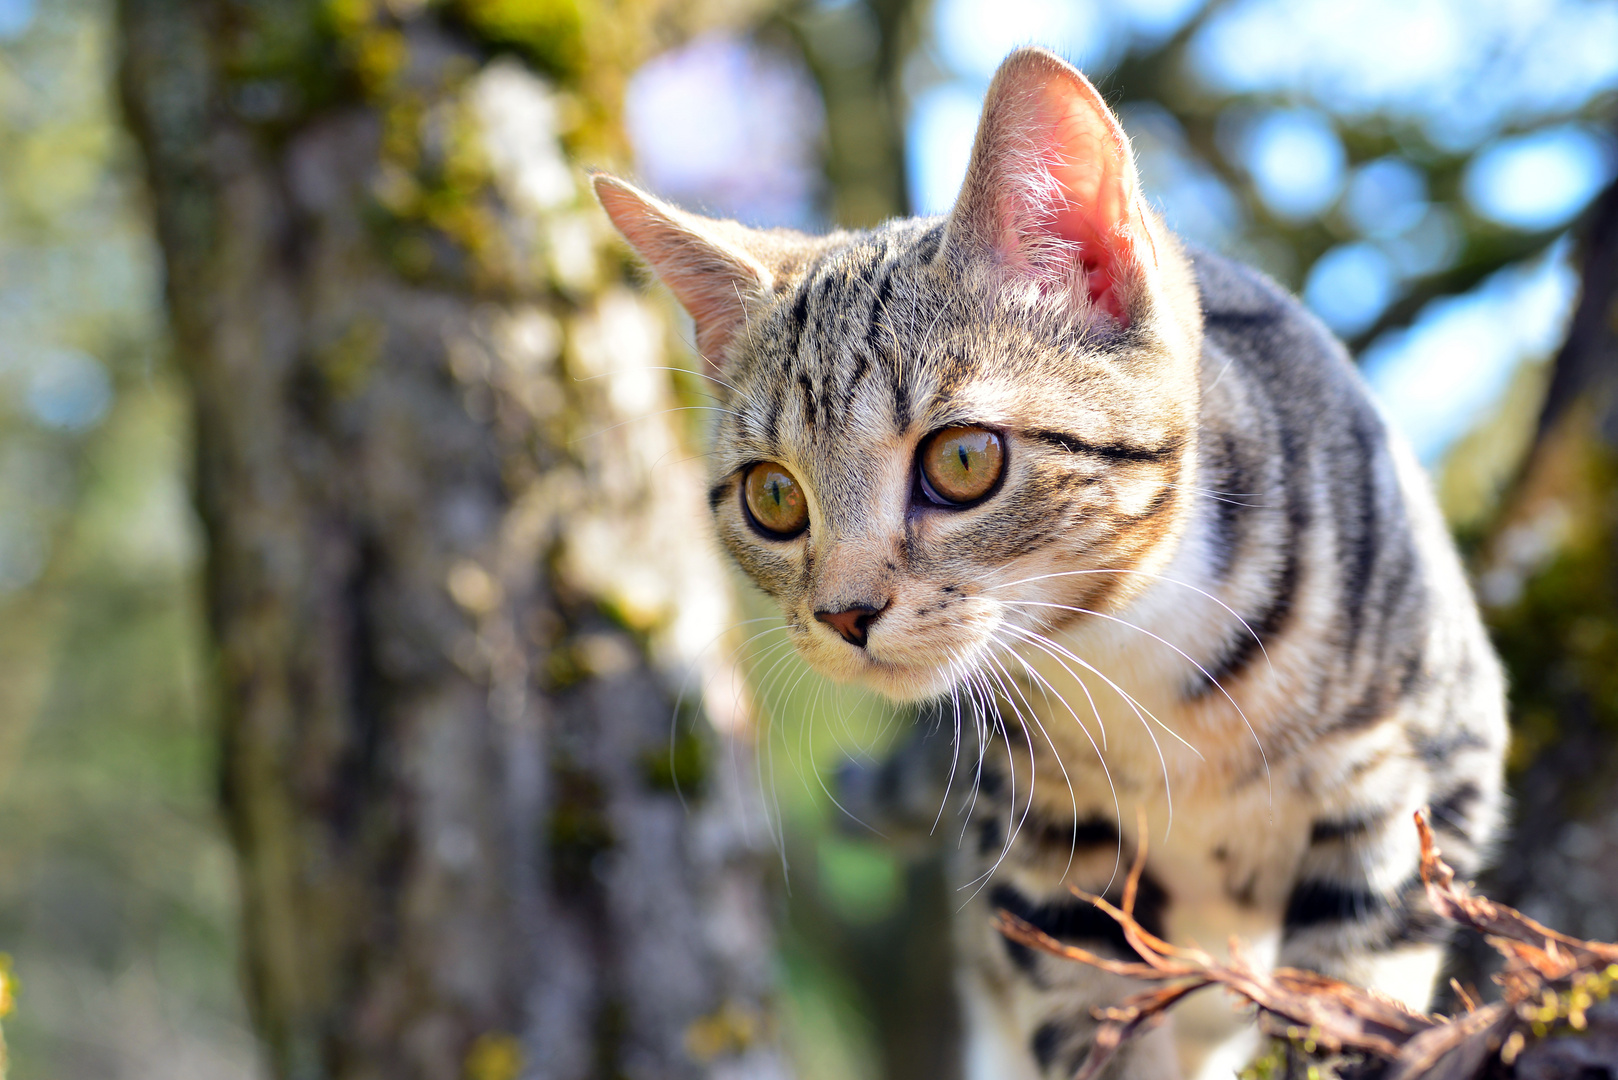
[[743, 463, 809, 537], [919, 426, 1004, 506]]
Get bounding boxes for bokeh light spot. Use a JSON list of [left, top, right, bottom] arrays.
[[1363, 241, 1577, 462], [1228, 108, 1345, 221], [1464, 125, 1614, 231], [1304, 243, 1396, 337], [625, 33, 825, 229], [26, 348, 113, 432], [0, 0, 34, 40], [932, 0, 1109, 80], [1344, 157, 1429, 239]]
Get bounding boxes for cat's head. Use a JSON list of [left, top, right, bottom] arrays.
[[596, 48, 1204, 702]]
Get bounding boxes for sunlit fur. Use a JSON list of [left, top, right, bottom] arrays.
[[597, 47, 1507, 1080]]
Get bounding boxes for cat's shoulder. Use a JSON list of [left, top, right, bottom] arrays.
[[1185, 244, 1316, 331], [1184, 244, 1365, 389]]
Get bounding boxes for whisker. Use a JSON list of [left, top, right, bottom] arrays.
[[1009, 623, 1202, 763], [979, 567, 1274, 679], [1000, 623, 1182, 839], [999, 597, 1273, 810], [803, 678, 888, 838], [669, 617, 788, 810], [993, 636, 1125, 890], [985, 644, 1078, 874], [1162, 483, 1274, 508], [957, 656, 1047, 901], [958, 671, 1004, 850], [930, 643, 973, 837]]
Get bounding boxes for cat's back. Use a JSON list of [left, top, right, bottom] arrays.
[[1176, 241, 1506, 865]]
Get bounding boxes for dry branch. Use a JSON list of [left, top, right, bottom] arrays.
[[995, 811, 1618, 1080]]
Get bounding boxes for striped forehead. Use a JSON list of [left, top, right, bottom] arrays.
[[723, 221, 963, 453]]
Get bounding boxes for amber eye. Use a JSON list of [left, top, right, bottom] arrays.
[[920, 426, 1004, 506], [743, 463, 809, 536]]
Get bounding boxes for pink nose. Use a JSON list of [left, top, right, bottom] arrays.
[[814, 603, 887, 648]]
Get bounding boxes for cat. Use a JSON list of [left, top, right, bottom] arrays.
[[594, 47, 1507, 1080]]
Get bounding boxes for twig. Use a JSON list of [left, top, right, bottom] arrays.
[[995, 810, 1618, 1080]]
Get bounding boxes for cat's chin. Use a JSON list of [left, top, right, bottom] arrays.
[[812, 656, 960, 704]]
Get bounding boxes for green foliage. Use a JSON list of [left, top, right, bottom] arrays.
[[815, 837, 901, 925], [641, 718, 709, 797], [451, 0, 586, 81], [1489, 441, 1618, 775]]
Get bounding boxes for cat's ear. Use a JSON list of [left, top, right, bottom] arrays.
[[593, 174, 774, 369], [944, 48, 1150, 323]]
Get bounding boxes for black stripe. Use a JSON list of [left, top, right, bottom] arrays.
[[1308, 813, 1384, 845], [1120, 484, 1175, 524], [797, 373, 818, 429], [1203, 309, 1282, 331], [1283, 878, 1384, 932], [892, 364, 911, 430], [863, 259, 896, 369], [1396, 647, 1426, 696], [1338, 412, 1382, 649], [1328, 682, 1390, 734], [1191, 540, 1297, 694], [914, 222, 945, 264], [1189, 427, 1306, 697], [1029, 430, 1184, 463], [787, 276, 813, 360], [874, 257, 896, 312], [1429, 781, 1481, 838], [1044, 816, 1122, 849], [1203, 431, 1249, 583], [845, 349, 870, 400], [706, 477, 733, 513], [763, 384, 784, 448], [1413, 726, 1490, 768], [1031, 1021, 1065, 1071], [1377, 874, 1448, 949], [1031, 1018, 1093, 1075]]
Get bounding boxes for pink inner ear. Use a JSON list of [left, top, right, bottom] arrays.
[[993, 63, 1144, 323], [1046, 104, 1135, 320]]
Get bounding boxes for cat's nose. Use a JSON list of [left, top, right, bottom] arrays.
[[814, 602, 888, 648]]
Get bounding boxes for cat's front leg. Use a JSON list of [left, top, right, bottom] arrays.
[[956, 876, 1186, 1080], [1276, 787, 1483, 1016]]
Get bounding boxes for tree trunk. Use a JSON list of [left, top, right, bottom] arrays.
[[117, 3, 786, 1078]]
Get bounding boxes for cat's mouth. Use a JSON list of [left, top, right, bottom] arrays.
[[802, 635, 986, 703]]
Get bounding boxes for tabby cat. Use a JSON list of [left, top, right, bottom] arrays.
[[594, 47, 1507, 1080]]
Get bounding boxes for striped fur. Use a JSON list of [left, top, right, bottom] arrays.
[[596, 47, 1507, 1080]]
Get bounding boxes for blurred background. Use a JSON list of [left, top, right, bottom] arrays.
[[2, 0, 1617, 1076]]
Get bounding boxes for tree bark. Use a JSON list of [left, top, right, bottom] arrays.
[[117, 3, 786, 1078]]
